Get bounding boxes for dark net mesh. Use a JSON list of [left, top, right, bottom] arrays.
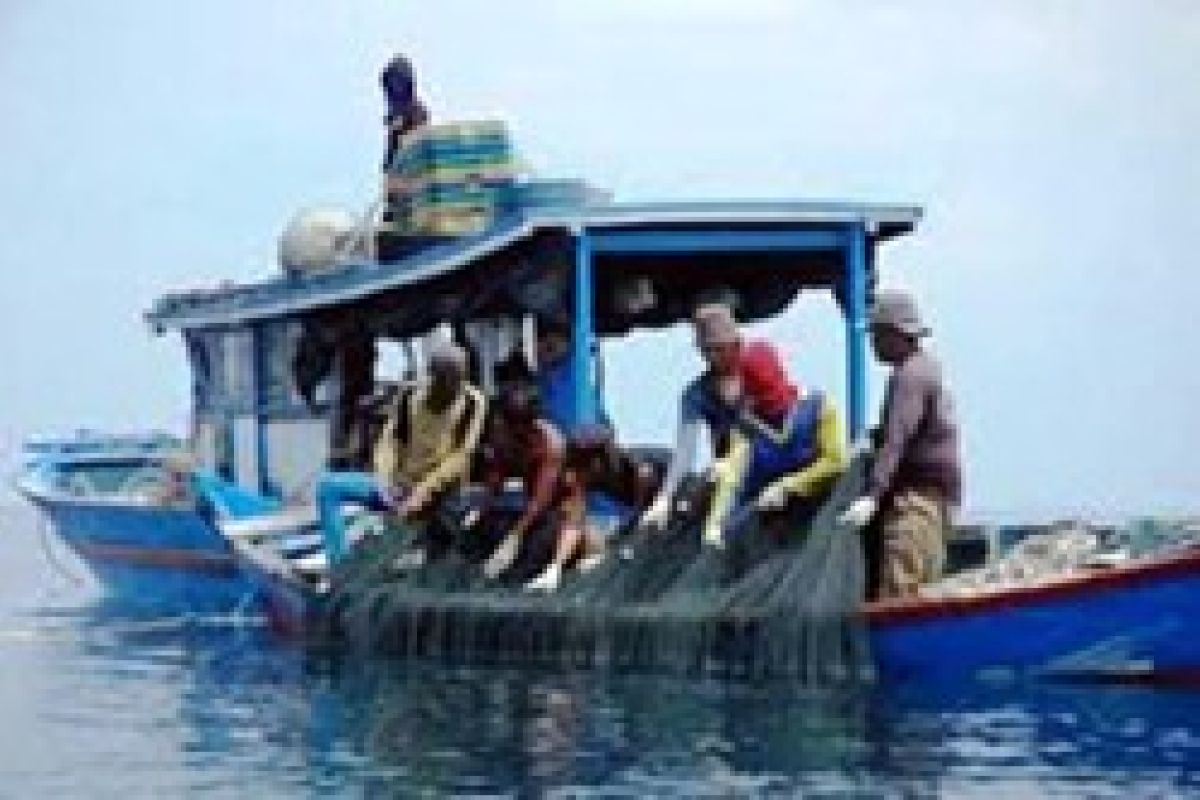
[[318, 457, 874, 683]]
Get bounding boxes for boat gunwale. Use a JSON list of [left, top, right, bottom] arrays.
[[14, 475, 183, 511], [231, 524, 1200, 639], [864, 543, 1200, 626], [69, 540, 239, 574]]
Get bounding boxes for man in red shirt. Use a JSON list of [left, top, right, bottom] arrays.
[[476, 381, 573, 581], [705, 339, 847, 546]]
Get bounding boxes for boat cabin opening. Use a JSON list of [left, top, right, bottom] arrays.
[[151, 200, 920, 499]]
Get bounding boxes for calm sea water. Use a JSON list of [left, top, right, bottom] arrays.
[[3, 505, 1199, 798]]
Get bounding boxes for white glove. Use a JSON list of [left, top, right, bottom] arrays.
[[702, 524, 724, 549], [462, 507, 482, 530], [755, 483, 789, 511], [396, 485, 430, 519], [483, 532, 521, 579], [838, 496, 878, 529], [849, 438, 873, 459], [640, 495, 671, 530]]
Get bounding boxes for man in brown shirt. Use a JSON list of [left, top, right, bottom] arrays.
[[840, 291, 962, 598]]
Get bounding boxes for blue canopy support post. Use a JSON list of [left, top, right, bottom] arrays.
[[571, 229, 597, 427], [251, 324, 272, 496], [844, 222, 869, 441]]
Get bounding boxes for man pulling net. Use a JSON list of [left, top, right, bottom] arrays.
[[319, 306, 879, 682]]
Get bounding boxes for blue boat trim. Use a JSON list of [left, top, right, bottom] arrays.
[[71, 540, 239, 574], [585, 228, 845, 254]]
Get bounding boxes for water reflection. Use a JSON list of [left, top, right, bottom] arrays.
[[300, 652, 1200, 796], [6, 602, 1200, 797]]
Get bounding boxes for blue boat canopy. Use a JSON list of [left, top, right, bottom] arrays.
[[146, 199, 921, 336], [147, 194, 921, 441]]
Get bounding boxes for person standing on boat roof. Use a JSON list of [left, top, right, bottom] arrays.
[[379, 53, 430, 239], [380, 53, 430, 170], [838, 291, 962, 598], [703, 340, 848, 547], [638, 303, 749, 533], [316, 340, 487, 564]]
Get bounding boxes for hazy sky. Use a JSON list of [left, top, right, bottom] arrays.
[[2, 1, 1198, 520]]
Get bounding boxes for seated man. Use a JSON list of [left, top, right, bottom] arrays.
[[524, 423, 664, 592], [703, 340, 847, 547], [315, 341, 486, 564], [476, 381, 573, 582]]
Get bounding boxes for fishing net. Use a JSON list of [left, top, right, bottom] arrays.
[[922, 518, 1200, 599], [319, 456, 874, 682]]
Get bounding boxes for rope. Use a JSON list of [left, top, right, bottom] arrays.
[[334, 198, 383, 265], [36, 513, 87, 588]]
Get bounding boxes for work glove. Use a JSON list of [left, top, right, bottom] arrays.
[[838, 496, 878, 529], [640, 494, 671, 530], [483, 531, 521, 579], [396, 485, 430, 519], [755, 482, 790, 511], [702, 523, 724, 549], [848, 437, 873, 459], [377, 483, 404, 511], [461, 506, 482, 530], [524, 562, 562, 593]]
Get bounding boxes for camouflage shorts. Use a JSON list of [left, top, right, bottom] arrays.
[[878, 490, 949, 599]]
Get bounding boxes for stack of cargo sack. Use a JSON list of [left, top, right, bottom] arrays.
[[384, 120, 517, 237]]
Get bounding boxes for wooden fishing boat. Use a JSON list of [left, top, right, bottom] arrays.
[[145, 177, 1200, 681]]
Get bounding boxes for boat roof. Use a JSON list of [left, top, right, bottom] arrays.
[[146, 199, 921, 332]]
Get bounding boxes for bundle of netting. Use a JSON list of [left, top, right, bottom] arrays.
[[318, 461, 874, 683]]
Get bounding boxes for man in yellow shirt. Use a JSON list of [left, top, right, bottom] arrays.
[[316, 341, 486, 563]]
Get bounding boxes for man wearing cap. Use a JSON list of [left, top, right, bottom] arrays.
[[839, 291, 962, 598], [640, 303, 746, 534], [316, 340, 487, 564]]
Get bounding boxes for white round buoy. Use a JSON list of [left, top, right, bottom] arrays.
[[278, 207, 364, 275]]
